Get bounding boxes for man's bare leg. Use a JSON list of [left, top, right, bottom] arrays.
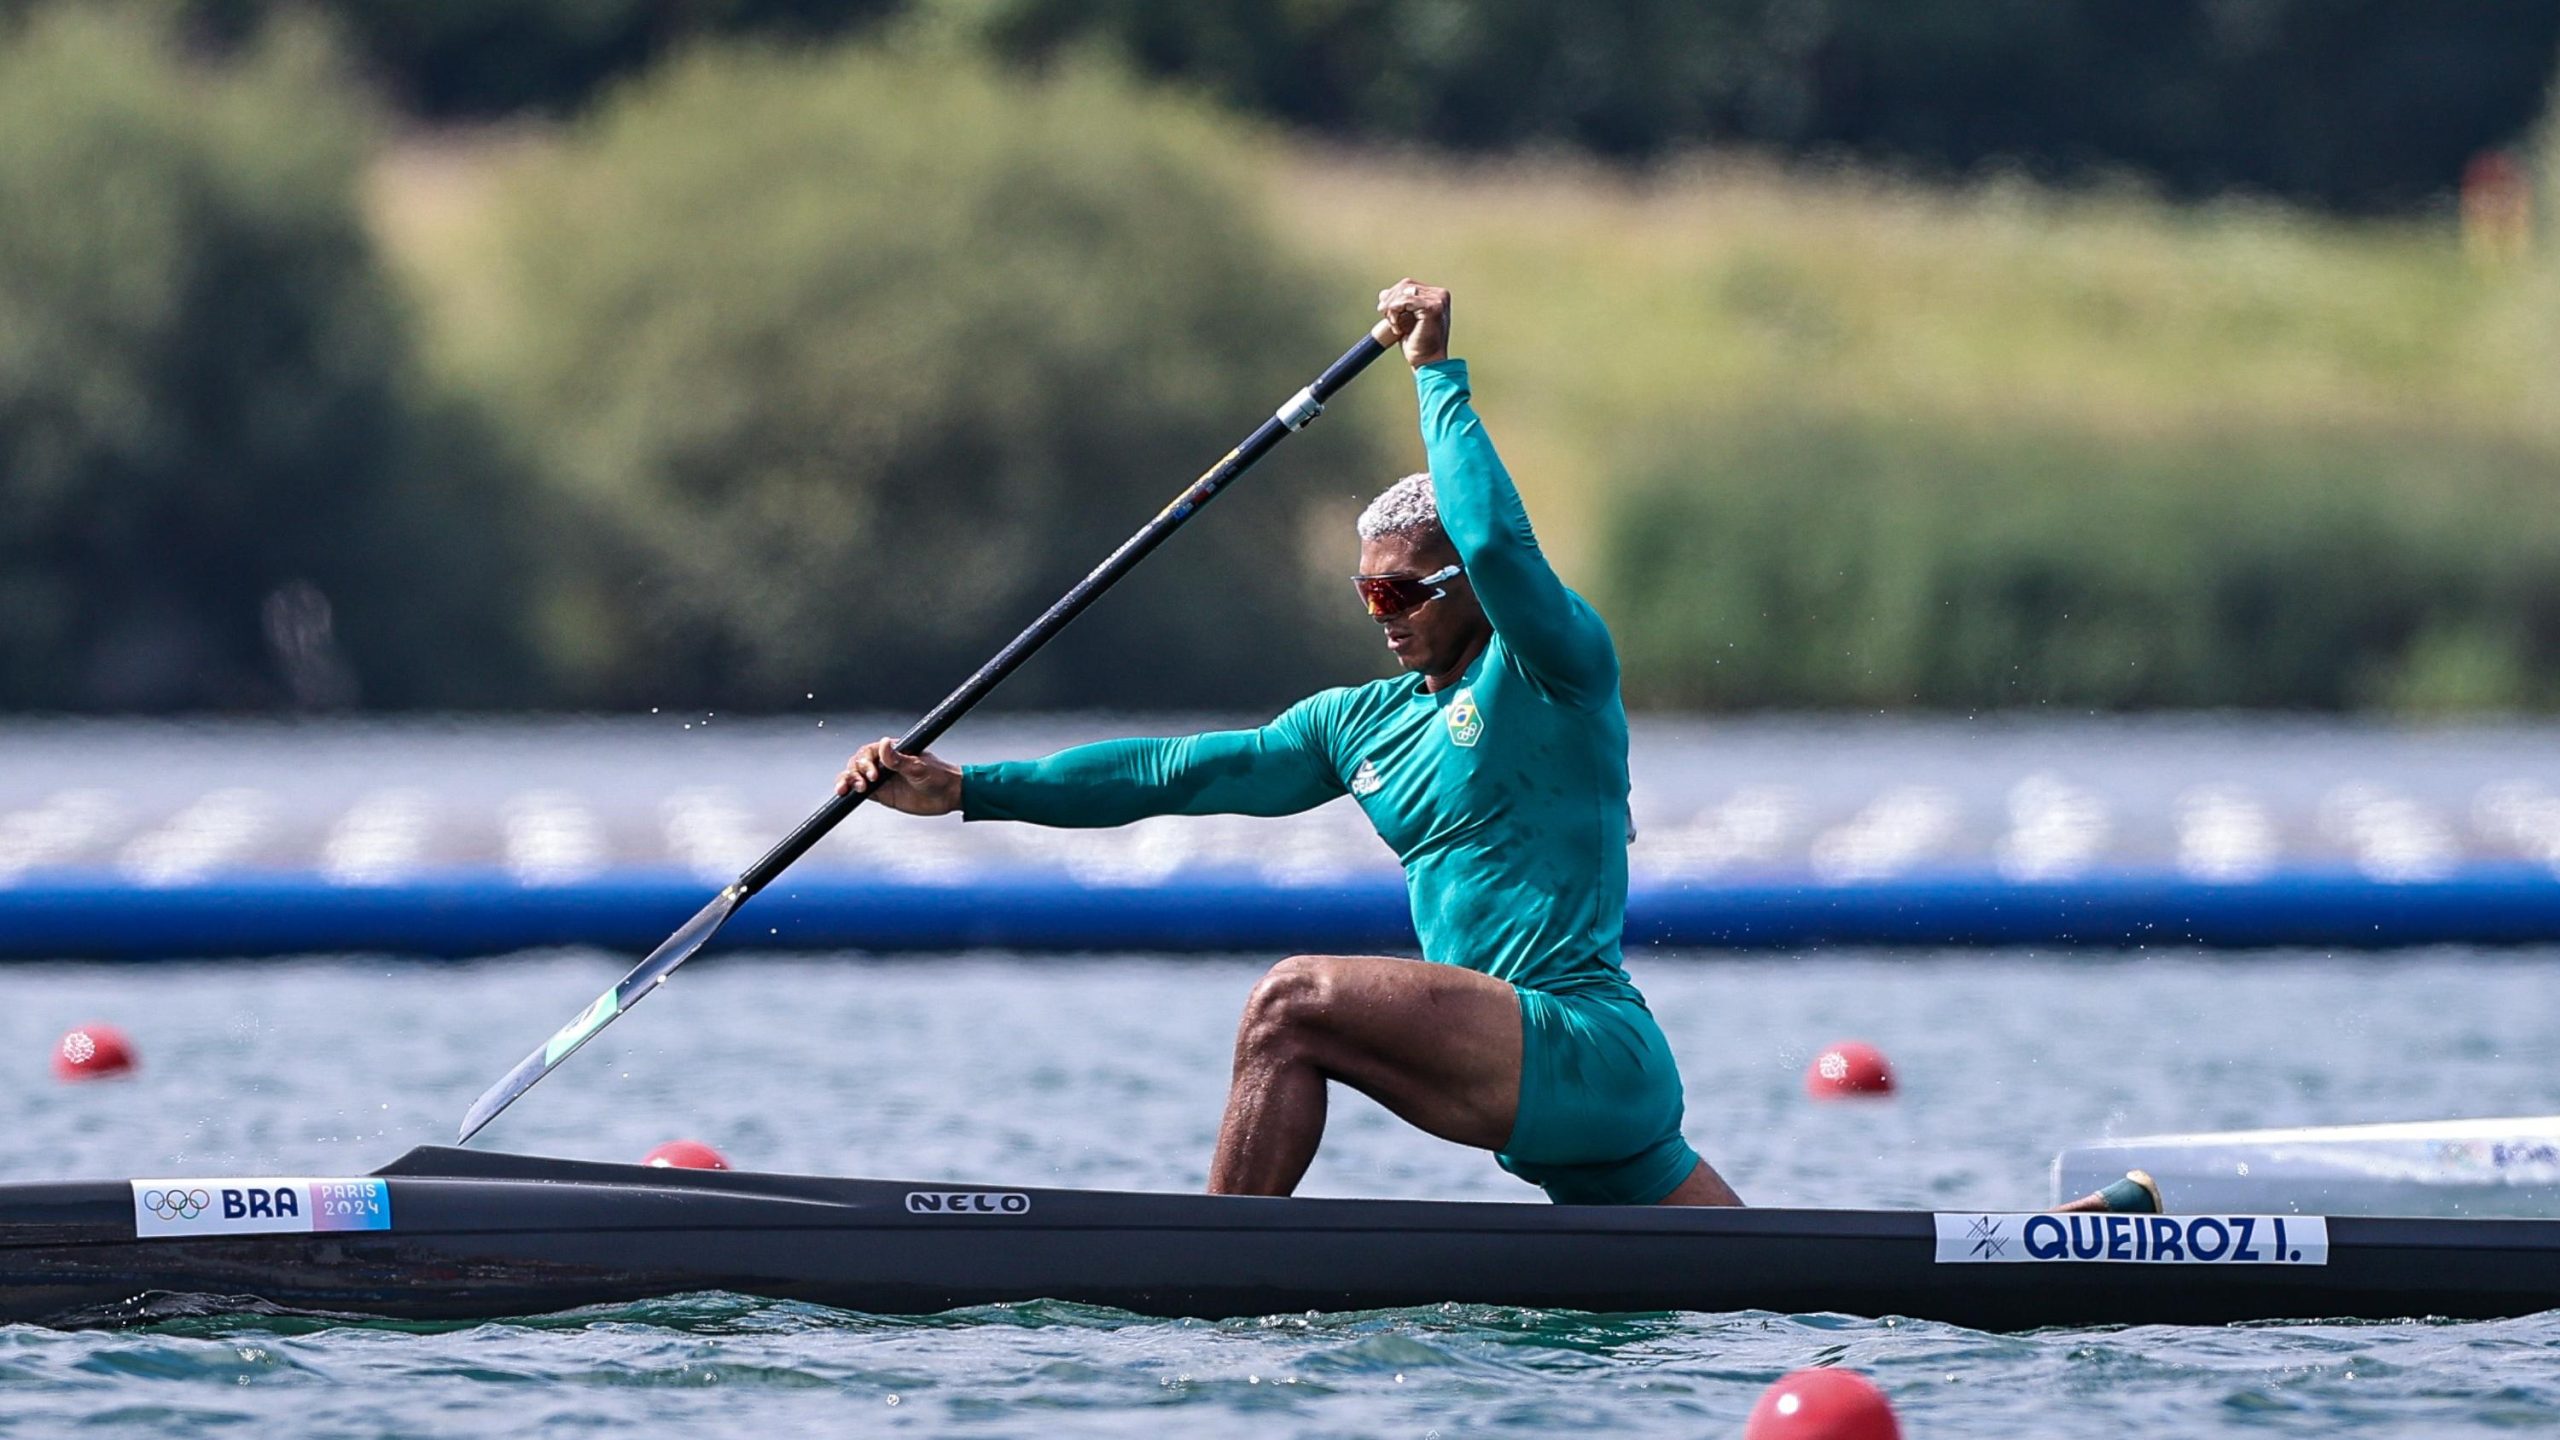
[[1656, 1159, 1745, 1207], [1209, 955, 1523, 1195]]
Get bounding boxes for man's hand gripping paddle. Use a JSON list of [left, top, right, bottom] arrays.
[[456, 319, 1396, 1144]]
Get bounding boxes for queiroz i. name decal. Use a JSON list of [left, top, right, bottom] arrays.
[[131, 1178, 393, 1239], [1932, 1212, 2328, 1265]]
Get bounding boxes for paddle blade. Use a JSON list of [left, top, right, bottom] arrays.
[[455, 886, 744, 1144]]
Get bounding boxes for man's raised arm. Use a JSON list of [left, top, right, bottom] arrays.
[[1380, 281, 1617, 708]]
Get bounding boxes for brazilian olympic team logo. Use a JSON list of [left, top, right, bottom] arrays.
[[1445, 688, 1484, 748], [141, 1188, 213, 1222]]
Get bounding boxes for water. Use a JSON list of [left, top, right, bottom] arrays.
[[3, 950, 2558, 1436]]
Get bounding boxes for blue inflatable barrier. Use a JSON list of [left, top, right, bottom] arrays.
[[3, 864, 2560, 959]]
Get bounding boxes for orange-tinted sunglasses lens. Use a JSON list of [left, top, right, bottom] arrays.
[[1352, 563, 1461, 618], [1355, 575, 1432, 617]]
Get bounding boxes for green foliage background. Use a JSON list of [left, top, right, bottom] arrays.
[[1604, 417, 2560, 714], [0, 7, 537, 709], [0, 3, 2555, 714], [14, 0, 2554, 210], [465, 41, 1382, 711]]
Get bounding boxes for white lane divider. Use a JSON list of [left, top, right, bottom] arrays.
[[1809, 786, 1959, 883], [1255, 807, 1380, 886], [2473, 780, 2560, 872], [1059, 815, 1192, 886], [2319, 782, 2456, 882], [0, 789, 124, 884], [818, 812, 975, 885], [2175, 786, 2276, 882], [502, 790, 605, 885], [1995, 774, 2111, 882], [119, 788, 276, 886], [993, 809, 1223, 886], [1632, 786, 1803, 879], [320, 788, 433, 885], [1169, 813, 1276, 875], [662, 787, 762, 884]]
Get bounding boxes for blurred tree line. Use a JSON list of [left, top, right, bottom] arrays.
[[0, 0, 901, 116], [1604, 419, 2560, 713], [0, 9, 538, 709], [1, 2, 2556, 715], [9, 0, 2553, 211], [963, 0, 2560, 213], [0, 5, 1376, 712], [481, 43, 1378, 711]]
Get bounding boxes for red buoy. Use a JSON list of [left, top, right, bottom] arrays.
[[52, 1024, 137, 1081], [641, 1139, 731, 1170], [1745, 1367, 1901, 1439], [1806, 1041, 1894, 1099]]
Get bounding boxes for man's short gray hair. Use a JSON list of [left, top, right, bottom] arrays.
[[1356, 473, 1441, 542]]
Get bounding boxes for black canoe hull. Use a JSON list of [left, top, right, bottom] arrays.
[[3, 1147, 2556, 1330]]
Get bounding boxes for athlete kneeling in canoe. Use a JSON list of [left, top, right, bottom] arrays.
[[838, 280, 1741, 1208]]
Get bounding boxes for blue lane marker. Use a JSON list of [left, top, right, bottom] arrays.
[[5, 864, 2560, 958]]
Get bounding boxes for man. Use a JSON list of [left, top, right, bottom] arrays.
[[838, 279, 1742, 1207]]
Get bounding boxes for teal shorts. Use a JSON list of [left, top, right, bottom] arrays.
[[1498, 986, 1701, 1205]]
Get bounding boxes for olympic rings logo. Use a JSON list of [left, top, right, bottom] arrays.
[[140, 1188, 212, 1221]]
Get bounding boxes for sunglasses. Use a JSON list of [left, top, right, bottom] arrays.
[[1353, 563, 1464, 618]]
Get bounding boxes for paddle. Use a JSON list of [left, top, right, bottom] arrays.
[[457, 319, 1398, 1144]]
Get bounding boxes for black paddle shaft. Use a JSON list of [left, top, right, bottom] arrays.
[[736, 324, 1395, 898], [457, 320, 1398, 1143]]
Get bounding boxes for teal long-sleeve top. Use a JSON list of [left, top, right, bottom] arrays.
[[964, 359, 1637, 1000]]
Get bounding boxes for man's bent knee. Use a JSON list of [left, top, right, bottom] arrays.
[[1238, 956, 1342, 1059]]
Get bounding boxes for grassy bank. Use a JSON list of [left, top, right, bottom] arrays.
[[385, 139, 2558, 569], [375, 120, 2560, 711], [1272, 151, 2558, 574]]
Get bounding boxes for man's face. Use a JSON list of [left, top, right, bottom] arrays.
[[1357, 530, 1486, 680]]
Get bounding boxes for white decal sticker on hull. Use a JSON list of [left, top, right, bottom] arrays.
[[132, 1178, 392, 1239], [1934, 1212, 2327, 1265]]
